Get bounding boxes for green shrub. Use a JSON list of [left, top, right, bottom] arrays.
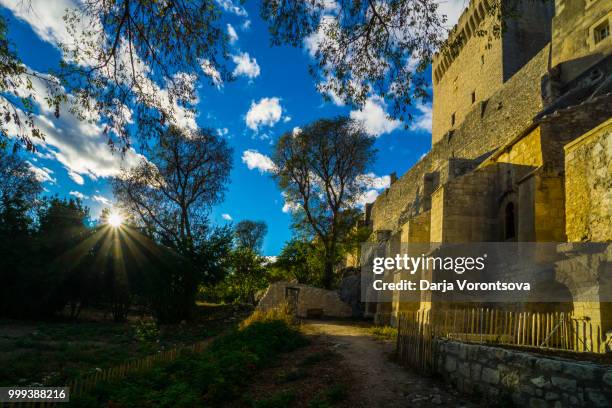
[[73, 317, 307, 407], [134, 319, 159, 342], [369, 326, 398, 341], [252, 390, 297, 408]]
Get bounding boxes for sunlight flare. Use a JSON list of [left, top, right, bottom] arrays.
[[108, 210, 124, 228]]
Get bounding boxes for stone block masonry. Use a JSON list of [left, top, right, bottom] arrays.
[[435, 340, 612, 407]]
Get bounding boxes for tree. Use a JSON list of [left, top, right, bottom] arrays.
[[0, 149, 42, 317], [228, 247, 268, 305], [275, 238, 324, 285], [113, 127, 232, 252], [56, 0, 233, 150], [0, 15, 64, 151], [112, 126, 232, 320], [0, 149, 42, 209], [37, 197, 93, 318], [273, 116, 376, 288], [260, 0, 521, 124], [234, 220, 268, 253], [260, 0, 446, 123]]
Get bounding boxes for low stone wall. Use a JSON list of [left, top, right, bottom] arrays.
[[257, 281, 352, 318], [436, 340, 612, 407]]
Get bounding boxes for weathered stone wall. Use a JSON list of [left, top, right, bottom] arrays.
[[564, 118, 612, 242], [432, 0, 552, 144], [257, 281, 352, 318], [430, 167, 498, 243], [371, 45, 551, 234], [437, 340, 612, 407], [432, 12, 505, 144], [551, 0, 612, 83]]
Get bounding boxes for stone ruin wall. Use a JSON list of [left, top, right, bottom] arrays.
[[437, 339, 612, 406]]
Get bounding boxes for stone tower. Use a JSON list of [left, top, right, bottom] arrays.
[[431, 0, 554, 144]]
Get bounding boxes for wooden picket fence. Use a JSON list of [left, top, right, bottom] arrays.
[[5, 339, 211, 408], [396, 312, 439, 373], [396, 307, 607, 371]]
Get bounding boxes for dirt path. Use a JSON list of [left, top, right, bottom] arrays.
[[303, 320, 479, 408]]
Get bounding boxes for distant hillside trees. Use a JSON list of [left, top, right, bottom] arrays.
[[273, 116, 376, 289]]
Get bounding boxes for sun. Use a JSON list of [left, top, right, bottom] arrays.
[[107, 210, 124, 228]]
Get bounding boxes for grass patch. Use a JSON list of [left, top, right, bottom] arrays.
[[252, 390, 297, 408], [368, 326, 398, 341], [307, 384, 348, 407], [0, 304, 243, 387], [71, 312, 308, 407], [276, 367, 307, 383]]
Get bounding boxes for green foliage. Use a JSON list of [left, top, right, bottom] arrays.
[[369, 326, 398, 341], [134, 320, 160, 343], [234, 220, 268, 253], [72, 318, 308, 407], [273, 116, 376, 289], [275, 238, 325, 286], [252, 390, 297, 408], [307, 384, 347, 408]]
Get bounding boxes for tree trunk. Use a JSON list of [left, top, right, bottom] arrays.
[[322, 247, 335, 289]]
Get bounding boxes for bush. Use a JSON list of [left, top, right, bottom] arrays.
[[72, 314, 308, 407]]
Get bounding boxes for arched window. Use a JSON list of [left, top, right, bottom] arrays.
[[504, 202, 516, 240]]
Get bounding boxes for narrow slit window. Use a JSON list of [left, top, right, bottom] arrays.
[[451, 113, 456, 126], [505, 202, 516, 240], [471, 91, 476, 104]]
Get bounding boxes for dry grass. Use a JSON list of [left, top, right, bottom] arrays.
[[241, 302, 297, 329]]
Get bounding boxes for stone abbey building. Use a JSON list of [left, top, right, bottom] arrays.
[[355, 0, 612, 340]]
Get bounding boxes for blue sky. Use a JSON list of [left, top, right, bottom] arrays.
[[1, 0, 465, 256]]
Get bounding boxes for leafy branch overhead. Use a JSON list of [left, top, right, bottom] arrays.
[[58, 0, 233, 151], [261, 0, 447, 123], [261, 0, 527, 125]]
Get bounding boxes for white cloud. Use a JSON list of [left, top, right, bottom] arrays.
[[350, 96, 401, 137], [283, 116, 291, 123], [358, 173, 391, 190], [232, 52, 260, 79], [437, 0, 467, 29], [69, 191, 88, 200], [292, 127, 302, 137], [216, 0, 248, 17], [241, 20, 251, 30], [201, 59, 223, 88], [357, 189, 381, 206], [410, 102, 433, 133], [27, 161, 56, 184], [0, 0, 79, 46], [217, 127, 229, 137], [281, 192, 301, 214], [222, 213, 233, 221], [4, 0, 198, 136], [241, 149, 276, 173], [304, 15, 338, 59], [68, 170, 85, 185], [92, 195, 112, 206], [9, 74, 145, 187], [245, 97, 283, 131], [354, 172, 392, 206], [227, 23, 238, 44]]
